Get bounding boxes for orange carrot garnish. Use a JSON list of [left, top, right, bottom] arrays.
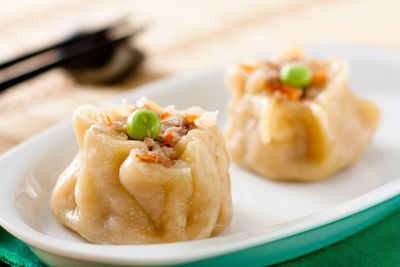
[[265, 81, 302, 101], [279, 84, 302, 100], [136, 154, 159, 163], [310, 70, 327, 87], [106, 114, 112, 126], [160, 112, 172, 120], [164, 131, 173, 145], [185, 114, 199, 123], [239, 64, 256, 72], [264, 81, 275, 94]]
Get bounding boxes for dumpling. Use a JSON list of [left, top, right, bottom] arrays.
[[50, 98, 232, 244], [225, 52, 381, 181]]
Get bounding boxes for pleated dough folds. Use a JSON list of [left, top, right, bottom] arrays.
[[51, 100, 232, 244], [225, 57, 381, 181]]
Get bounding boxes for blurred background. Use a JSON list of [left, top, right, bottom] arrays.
[[0, 0, 399, 154]]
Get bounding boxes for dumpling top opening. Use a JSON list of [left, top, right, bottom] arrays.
[[74, 98, 217, 167], [227, 50, 342, 101]]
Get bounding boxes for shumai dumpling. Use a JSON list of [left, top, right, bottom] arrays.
[[225, 52, 381, 181], [50, 98, 232, 244]]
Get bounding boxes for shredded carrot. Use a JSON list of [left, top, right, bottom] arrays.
[[264, 82, 275, 95], [265, 81, 302, 101], [239, 64, 256, 72], [310, 70, 327, 87], [280, 84, 302, 100], [136, 154, 159, 163], [160, 112, 172, 120], [164, 131, 173, 145], [185, 114, 199, 123], [106, 114, 112, 126]]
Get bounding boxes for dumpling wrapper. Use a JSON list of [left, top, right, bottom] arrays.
[[51, 101, 232, 244], [225, 58, 381, 181]]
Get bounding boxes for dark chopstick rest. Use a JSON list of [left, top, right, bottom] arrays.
[[0, 22, 144, 91], [0, 23, 119, 71]]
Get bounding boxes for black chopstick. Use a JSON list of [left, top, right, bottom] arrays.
[[0, 23, 121, 70], [0, 30, 139, 91]]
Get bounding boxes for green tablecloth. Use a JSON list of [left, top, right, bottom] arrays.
[[0, 228, 45, 267], [1, 208, 399, 267]]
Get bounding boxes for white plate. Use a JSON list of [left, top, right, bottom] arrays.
[[0, 45, 400, 267]]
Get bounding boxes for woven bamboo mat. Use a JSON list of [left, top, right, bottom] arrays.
[[0, 0, 399, 154]]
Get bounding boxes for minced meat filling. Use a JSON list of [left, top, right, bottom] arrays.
[[106, 109, 198, 167], [240, 59, 328, 101], [139, 114, 197, 167]]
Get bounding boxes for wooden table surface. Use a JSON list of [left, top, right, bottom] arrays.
[[0, 0, 399, 154]]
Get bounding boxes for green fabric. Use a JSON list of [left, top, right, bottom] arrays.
[[0, 228, 45, 267], [278, 207, 400, 266], [1, 208, 399, 266]]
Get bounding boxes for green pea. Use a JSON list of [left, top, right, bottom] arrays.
[[280, 64, 312, 88], [127, 109, 161, 140]]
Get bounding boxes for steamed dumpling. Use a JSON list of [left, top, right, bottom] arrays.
[[50, 99, 232, 244], [225, 53, 381, 181]]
